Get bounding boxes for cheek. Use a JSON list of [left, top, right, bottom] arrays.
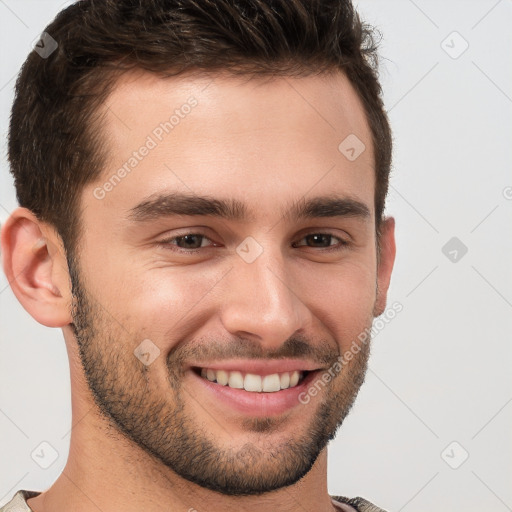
[[302, 261, 376, 350], [92, 262, 227, 337], [82, 243, 376, 354]]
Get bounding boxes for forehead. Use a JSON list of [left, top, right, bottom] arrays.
[[88, 69, 375, 223]]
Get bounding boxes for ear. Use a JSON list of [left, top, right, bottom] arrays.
[[1, 207, 73, 327], [373, 216, 396, 317]]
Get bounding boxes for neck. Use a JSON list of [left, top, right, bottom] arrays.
[[28, 424, 335, 512], [27, 335, 337, 512]]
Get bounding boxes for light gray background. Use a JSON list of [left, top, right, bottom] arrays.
[[1, 1, 511, 510]]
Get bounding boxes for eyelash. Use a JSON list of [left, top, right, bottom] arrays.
[[157, 232, 350, 254]]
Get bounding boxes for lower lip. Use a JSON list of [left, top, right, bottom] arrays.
[[190, 369, 320, 417]]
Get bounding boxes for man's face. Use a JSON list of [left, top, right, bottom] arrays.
[[69, 70, 392, 495]]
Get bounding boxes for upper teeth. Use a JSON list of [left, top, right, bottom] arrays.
[[200, 368, 303, 392]]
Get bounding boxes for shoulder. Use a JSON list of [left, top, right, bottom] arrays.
[[331, 495, 390, 512], [0, 490, 40, 512]]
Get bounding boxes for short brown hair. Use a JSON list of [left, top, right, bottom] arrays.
[[8, 0, 392, 257]]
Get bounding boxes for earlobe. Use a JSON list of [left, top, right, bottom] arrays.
[[374, 216, 396, 317], [1, 207, 72, 327]]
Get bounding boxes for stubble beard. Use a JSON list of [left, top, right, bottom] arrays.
[[68, 257, 372, 496]]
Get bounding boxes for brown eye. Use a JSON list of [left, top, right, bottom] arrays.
[[304, 234, 334, 248], [293, 233, 348, 251], [174, 234, 206, 249], [158, 232, 216, 252]]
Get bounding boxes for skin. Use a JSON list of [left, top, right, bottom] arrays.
[[1, 70, 395, 512]]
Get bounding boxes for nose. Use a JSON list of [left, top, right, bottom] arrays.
[[219, 246, 312, 350]]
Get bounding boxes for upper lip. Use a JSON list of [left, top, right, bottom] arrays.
[[189, 359, 324, 376]]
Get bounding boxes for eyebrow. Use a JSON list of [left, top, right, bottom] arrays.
[[126, 192, 371, 224]]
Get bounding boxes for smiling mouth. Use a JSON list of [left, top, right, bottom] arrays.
[[192, 367, 310, 393]]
